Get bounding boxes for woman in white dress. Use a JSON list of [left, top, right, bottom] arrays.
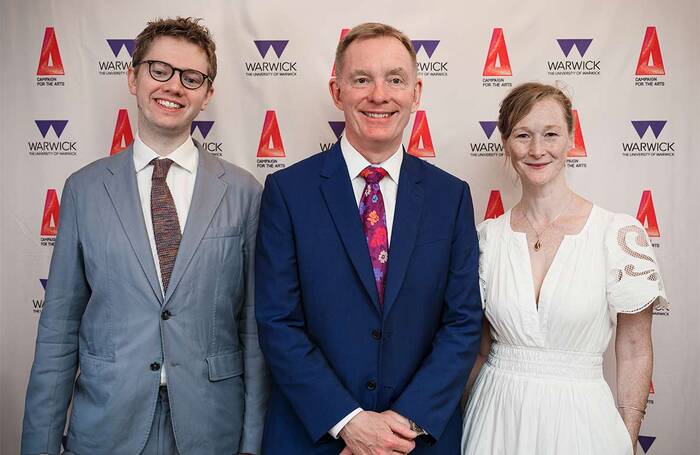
[[461, 83, 667, 455]]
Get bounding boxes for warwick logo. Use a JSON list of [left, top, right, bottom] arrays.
[[41, 189, 60, 246], [636, 190, 660, 238], [32, 278, 48, 313], [257, 110, 286, 169], [191, 121, 223, 156], [245, 40, 297, 77], [547, 39, 600, 76], [637, 436, 656, 453], [110, 109, 134, 155], [407, 111, 435, 158], [37, 27, 65, 87], [29, 120, 77, 156], [469, 121, 503, 158], [331, 29, 351, 76], [98, 39, 134, 76], [412, 40, 447, 77], [484, 190, 504, 220], [320, 121, 345, 152], [622, 120, 674, 157]]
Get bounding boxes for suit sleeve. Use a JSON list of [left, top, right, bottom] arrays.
[[255, 174, 360, 443], [238, 185, 271, 454], [21, 178, 90, 455], [391, 182, 483, 441]]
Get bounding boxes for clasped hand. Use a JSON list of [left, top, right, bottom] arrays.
[[339, 410, 418, 455]]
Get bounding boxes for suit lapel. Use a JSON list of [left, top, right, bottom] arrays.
[[103, 146, 163, 306], [320, 143, 381, 312], [383, 152, 425, 317], [163, 144, 226, 306]]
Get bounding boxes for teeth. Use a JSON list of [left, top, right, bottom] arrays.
[[366, 112, 391, 118], [157, 99, 182, 109]]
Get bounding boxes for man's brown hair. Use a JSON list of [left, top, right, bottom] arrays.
[[132, 17, 217, 83], [334, 22, 417, 77]]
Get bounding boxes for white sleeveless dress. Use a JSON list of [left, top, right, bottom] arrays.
[[461, 206, 667, 455]]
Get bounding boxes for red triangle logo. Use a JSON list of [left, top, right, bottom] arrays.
[[37, 27, 65, 76], [257, 110, 285, 157], [41, 189, 60, 236], [110, 109, 134, 155], [483, 28, 512, 76]]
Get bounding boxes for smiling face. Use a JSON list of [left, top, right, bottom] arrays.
[[504, 98, 573, 188], [128, 36, 213, 144], [329, 36, 422, 161]]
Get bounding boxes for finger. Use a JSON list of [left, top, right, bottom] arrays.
[[384, 433, 416, 453], [386, 420, 417, 440], [338, 447, 353, 455]]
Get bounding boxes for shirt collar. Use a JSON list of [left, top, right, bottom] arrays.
[[340, 135, 403, 185], [133, 133, 198, 174]]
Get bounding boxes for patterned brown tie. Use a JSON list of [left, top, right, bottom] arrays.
[[150, 158, 181, 294]]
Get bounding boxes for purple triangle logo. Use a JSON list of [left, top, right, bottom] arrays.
[[632, 120, 666, 139], [106, 39, 135, 58], [479, 121, 498, 139], [638, 435, 656, 453], [254, 40, 289, 58], [412, 40, 440, 59], [328, 121, 345, 140], [557, 39, 593, 57], [35, 120, 68, 138], [40, 279, 48, 290], [191, 121, 215, 139]]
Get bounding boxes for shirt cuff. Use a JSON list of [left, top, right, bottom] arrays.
[[329, 408, 363, 439]]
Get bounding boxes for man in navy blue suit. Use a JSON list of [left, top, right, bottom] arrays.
[[255, 23, 483, 454]]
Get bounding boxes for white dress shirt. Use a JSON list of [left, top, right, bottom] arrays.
[[329, 136, 404, 438], [133, 134, 199, 385]]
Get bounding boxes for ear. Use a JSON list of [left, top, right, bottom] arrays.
[[410, 78, 423, 113], [127, 66, 138, 96], [329, 77, 343, 111], [200, 85, 215, 111]]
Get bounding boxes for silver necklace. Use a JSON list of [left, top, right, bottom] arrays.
[[521, 196, 573, 252]]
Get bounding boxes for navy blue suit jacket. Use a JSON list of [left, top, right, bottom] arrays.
[[255, 143, 482, 454]]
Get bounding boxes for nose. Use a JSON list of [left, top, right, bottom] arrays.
[[529, 136, 546, 158], [368, 81, 388, 103], [162, 71, 185, 94]]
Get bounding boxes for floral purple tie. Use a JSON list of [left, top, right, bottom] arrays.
[[150, 158, 181, 294], [359, 166, 389, 306]]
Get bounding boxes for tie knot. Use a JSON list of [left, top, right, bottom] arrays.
[[360, 166, 388, 185], [150, 158, 175, 180]]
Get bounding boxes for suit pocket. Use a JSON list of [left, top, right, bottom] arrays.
[[203, 225, 242, 239], [206, 350, 243, 381]]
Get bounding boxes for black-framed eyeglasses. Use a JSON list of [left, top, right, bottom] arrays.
[[134, 60, 212, 90]]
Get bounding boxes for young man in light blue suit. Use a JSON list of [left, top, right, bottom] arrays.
[[256, 23, 483, 454], [21, 17, 268, 455]]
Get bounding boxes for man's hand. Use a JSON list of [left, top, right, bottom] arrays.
[[339, 410, 417, 454]]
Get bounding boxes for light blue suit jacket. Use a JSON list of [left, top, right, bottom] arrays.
[[21, 144, 269, 455]]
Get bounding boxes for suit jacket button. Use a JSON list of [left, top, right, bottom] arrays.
[[366, 380, 376, 391], [161, 310, 171, 320], [371, 329, 382, 340], [150, 362, 161, 371]]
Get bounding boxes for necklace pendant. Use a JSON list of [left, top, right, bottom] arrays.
[[534, 240, 542, 251]]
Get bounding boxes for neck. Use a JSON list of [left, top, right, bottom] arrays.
[[519, 177, 573, 222], [138, 123, 190, 156], [347, 134, 400, 164]]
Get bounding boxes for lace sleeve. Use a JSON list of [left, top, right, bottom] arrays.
[[605, 214, 668, 315]]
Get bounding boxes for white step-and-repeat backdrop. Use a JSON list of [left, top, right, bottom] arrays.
[[1, 1, 698, 453]]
